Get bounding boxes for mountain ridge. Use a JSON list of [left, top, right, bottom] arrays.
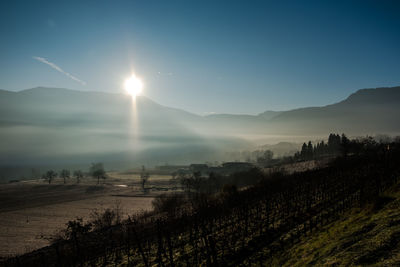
[[0, 85, 399, 166], [2, 85, 399, 117]]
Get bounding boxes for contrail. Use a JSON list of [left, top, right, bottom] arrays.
[[33, 56, 86, 85]]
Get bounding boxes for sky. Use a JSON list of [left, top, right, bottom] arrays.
[[0, 0, 399, 115]]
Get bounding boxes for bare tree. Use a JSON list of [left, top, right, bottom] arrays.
[[140, 165, 150, 192], [60, 169, 70, 184], [44, 170, 57, 184], [90, 163, 106, 185], [73, 170, 84, 184]]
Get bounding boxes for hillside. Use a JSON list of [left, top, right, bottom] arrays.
[[268, 186, 400, 266]]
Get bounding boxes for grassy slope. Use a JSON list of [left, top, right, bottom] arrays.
[[264, 184, 400, 266]]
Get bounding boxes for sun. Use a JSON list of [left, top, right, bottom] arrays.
[[124, 74, 143, 97]]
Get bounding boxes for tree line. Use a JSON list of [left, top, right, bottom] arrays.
[[41, 163, 106, 185]]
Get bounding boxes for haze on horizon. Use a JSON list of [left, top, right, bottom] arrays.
[[1, 0, 400, 114]]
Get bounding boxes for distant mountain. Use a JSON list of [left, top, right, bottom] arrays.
[[0, 87, 200, 128], [200, 86, 400, 136], [0, 86, 399, 168], [257, 110, 282, 120], [0, 87, 247, 167], [267, 86, 400, 134], [260, 142, 301, 157], [201, 111, 281, 134]]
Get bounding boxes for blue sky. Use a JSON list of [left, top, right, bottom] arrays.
[[1, 0, 399, 114]]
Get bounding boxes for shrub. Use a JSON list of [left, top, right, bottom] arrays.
[[152, 193, 186, 215], [90, 204, 123, 230]]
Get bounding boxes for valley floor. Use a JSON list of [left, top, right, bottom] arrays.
[[0, 173, 172, 257]]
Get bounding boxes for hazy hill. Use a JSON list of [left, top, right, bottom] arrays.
[[268, 86, 400, 135], [0, 86, 399, 168], [260, 142, 301, 157], [202, 86, 400, 136], [0, 87, 247, 167], [257, 110, 282, 120]]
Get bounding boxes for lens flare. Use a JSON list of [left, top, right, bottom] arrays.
[[124, 74, 143, 97]]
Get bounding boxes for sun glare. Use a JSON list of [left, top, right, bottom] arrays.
[[124, 74, 143, 97]]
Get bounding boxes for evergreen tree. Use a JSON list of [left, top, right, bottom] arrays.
[[341, 133, 350, 157], [307, 141, 313, 159], [301, 143, 308, 159]]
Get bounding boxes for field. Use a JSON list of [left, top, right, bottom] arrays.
[[0, 172, 172, 257]]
